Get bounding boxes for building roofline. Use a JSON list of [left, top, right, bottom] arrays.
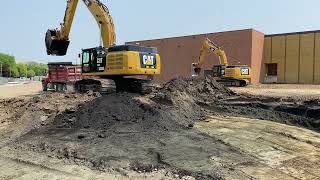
[[251, 29, 265, 35], [127, 28, 261, 43], [266, 30, 320, 37]]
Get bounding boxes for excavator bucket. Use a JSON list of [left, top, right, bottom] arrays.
[[45, 29, 70, 56], [191, 63, 201, 77]]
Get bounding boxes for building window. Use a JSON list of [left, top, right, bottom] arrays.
[[266, 63, 277, 76]]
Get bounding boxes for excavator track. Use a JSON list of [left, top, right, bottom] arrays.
[[114, 78, 155, 95], [74, 78, 156, 94], [74, 79, 102, 93], [216, 78, 249, 87]]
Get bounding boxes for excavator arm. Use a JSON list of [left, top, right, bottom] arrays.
[[192, 38, 228, 76], [45, 0, 116, 56]]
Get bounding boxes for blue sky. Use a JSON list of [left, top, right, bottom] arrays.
[[0, 0, 319, 63]]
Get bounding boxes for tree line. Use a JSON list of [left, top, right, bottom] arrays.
[[0, 52, 48, 78]]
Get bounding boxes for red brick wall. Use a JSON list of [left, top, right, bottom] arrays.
[[251, 30, 265, 84], [127, 29, 264, 84]]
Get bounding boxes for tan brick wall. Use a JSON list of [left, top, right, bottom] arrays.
[[285, 35, 300, 83], [315, 33, 320, 84], [263, 31, 320, 84], [299, 33, 315, 84], [271, 36, 286, 83], [263, 37, 272, 64]]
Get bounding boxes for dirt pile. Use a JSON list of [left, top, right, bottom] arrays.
[[48, 77, 231, 132], [152, 77, 235, 106], [0, 92, 99, 146], [1, 77, 320, 179], [151, 77, 320, 131], [0, 77, 237, 139], [1, 77, 241, 179]]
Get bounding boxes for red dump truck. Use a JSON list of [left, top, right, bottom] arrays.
[[42, 62, 82, 91]]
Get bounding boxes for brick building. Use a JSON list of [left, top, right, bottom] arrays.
[[127, 29, 320, 84]]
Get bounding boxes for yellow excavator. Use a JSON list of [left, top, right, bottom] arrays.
[[45, 0, 161, 93], [191, 38, 251, 87]]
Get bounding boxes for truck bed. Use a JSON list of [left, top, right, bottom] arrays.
[[47, 65, 82, 83]]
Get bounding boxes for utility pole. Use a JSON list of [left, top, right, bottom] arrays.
[[0, 62, 2, 77]]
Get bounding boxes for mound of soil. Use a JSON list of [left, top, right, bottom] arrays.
[[1, 77, 320, 179], [0, 92, 99, 146], [48, 77, 232, 132], [152, 77, 235, 106]]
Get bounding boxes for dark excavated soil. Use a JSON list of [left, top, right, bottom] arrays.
[[1, 77, 319, 179]]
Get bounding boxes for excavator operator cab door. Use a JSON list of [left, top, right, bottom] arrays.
[[212, 65, 226, 77], [81, 47, 107, 73]]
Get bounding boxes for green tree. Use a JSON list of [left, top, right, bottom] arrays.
[[26, 62, 48, 76], [17, 63, 27, 77], [0, 53, 18, 77], [27, 69, 35, 78], [11, 68, 19, 78]]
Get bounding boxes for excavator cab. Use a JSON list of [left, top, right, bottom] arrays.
[[212, 65, 226, 77], [81, 47, 107, 73], [202, 65, 226, 78], [45, 29, 70, 56]]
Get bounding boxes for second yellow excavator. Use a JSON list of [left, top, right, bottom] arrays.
[[45, 0, 161, 93], [192, 38, 251, 87]]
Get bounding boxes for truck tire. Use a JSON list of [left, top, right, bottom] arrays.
[[42, 83, 48, 91], [54, 83, 59, 91], [63, 84, 67, 91]]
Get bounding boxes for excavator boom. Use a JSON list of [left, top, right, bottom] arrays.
[[198, 38, 228, 67], [84, 0, 116, 48], [45, 0, 116, 56], [192, 38, 228, 76]]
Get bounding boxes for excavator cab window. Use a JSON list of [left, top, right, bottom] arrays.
[[81, 47, 107, 73], [82, 51, 91, 73], [212, 65, 226, 77]]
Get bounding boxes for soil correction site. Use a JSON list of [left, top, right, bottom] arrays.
[[0, 78, 320, 180]]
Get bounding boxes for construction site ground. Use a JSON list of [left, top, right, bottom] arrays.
[[0, 82, 42, 99], [0, 79, 320, 180], [231, 84, 320, 100]]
